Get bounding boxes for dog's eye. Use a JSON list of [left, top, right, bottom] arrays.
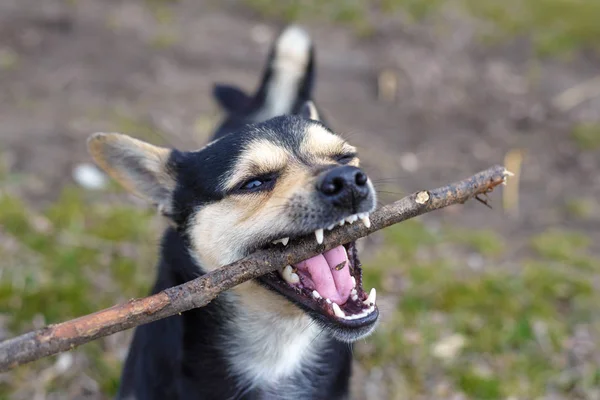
[[336, 154, 356, 164], [236, 174, 277, 193], [243, 179, 264, 190]]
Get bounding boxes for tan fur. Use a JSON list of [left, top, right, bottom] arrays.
[[222, 139, 290, 191], [192, 161, 316, 317], [191, 124, 360, 272], [301, 124, 358, 165], [90, 126, 364, 330], [189, 127, 363, 324], [190, 162, 312, 269], [87, 133, 175, 209]]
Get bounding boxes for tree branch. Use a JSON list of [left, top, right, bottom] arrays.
[[0, 165, 510, 372]]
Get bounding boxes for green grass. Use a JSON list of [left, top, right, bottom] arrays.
[[0, 48, 19, 71], [0, 172, 598, 398], [530, 229, 596, 269], [572, 123, 600, 151], [564, 197, 596, 219], [359, 220, 600, 398], [242, 0, 600, 55], [242, 0, 374, 35], [446, 228, 505, 257], [0, 184, 158, 397]]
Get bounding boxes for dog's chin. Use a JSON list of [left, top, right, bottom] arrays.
[[256, 237, 379, 343]]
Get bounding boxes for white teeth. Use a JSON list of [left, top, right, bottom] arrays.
[[315, 228, 324, 244], [326, 298, 332, 304], [341, 305, 375, 321], [345, 214, 358, 224], [327, 224, 335, 231], [364, 288, 377, 306], [351, 288, 357, 296], [312, 290, 322, 299], [350, 288, 358, 301], [338, 220, 345, 226], [272, 237, 289, 246], [351, 276, 356, 288], [359, 213, 371, 228], [332, 303, 346, 318], [280, 265, 299, 284]]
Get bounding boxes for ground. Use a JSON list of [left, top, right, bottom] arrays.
[[1, 0, 599, 399]]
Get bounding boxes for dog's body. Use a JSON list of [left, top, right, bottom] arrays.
[[89, 26, 378, 400], [117, 228, 353, 399]]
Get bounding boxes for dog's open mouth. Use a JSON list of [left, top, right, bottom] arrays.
[[257, 214, 378, 329]]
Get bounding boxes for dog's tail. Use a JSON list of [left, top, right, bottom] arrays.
[[251, 25, 314, 119], [213, 25, 315, 135]]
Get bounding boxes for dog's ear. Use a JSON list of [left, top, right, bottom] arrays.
[[87, 133, 176, 210], [213, 84, 251, 113], [299, 101, 320, 121]]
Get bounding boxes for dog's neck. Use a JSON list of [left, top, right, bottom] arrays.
[[157, 227, 350, 398], [224, 304, 323, 393]]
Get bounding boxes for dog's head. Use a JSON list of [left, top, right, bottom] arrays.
[[88, 103, 378, 342]]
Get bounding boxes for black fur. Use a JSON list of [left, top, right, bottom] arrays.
[[117, 229, 352, 400], [115, 27, 358, 400]]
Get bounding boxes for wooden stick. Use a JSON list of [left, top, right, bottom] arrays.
[[0, 165, 510, 372]]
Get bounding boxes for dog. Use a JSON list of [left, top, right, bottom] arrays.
[[88, 25, 378, 400]]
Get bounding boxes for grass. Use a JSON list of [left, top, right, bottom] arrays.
[[572, 124, 600, 151], [564, 197, 596, 219], [241, 0, 600, 55], [0, 183, 160, 397], [0, 48, 19, 71], [358, 220, 600, 398], [1, 163, 599, 398]]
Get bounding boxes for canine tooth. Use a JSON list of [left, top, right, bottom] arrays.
[[312, 290, 322, 299], [351, 288, 357, 296], [338, 220, 345, 226], [359, 213, 371, 228], [345, 214, 358, 224], [272, 237, 290, 246], [351, 276, 356, 288], [332, 303, 345, 318], [315, 229, 324, 244], [364, 288, 377, 306], [327, 224, 335, 231], [281, 265, 300, 284], [351, 291, 358, 301], [326, 298, 332, 304]]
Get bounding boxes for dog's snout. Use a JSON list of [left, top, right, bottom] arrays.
[[317, 166, 370, 208]]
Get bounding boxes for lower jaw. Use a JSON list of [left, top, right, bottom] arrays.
[[256, 242, 379, 341]]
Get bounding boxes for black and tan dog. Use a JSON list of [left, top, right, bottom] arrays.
[[88, 26, 378, 400]]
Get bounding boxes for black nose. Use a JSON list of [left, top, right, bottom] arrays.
[[317, 166, 370, 209]]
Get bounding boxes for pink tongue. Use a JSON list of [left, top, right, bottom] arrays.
[[294, 245, 353, 305]]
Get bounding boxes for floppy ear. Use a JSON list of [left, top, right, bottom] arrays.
[[299, 101, 320, 121], [87, 133, 176, 211], [213, 84, 251, 113]]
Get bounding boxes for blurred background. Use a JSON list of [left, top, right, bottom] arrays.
[[1, 0, 600, 399]]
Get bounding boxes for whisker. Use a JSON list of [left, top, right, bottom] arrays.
[[374, 191, 404, 196]]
